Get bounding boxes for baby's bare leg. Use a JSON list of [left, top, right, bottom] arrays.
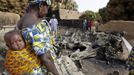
[[40, 51, 59, 75]]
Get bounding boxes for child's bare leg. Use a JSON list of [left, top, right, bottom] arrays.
[[41, 51, 59, 75]]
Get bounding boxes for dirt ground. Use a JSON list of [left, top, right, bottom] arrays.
[[81, 58, 129, 75], [99, 21, 134, 41]]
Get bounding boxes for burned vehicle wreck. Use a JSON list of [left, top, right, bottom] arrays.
[[54, 29, 132, 75]]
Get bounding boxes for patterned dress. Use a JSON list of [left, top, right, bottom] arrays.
[[4, 45, 44, 75], [22, 20, 56, 59]]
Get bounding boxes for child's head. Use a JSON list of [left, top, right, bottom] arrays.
[[4, 30, 25, 50]]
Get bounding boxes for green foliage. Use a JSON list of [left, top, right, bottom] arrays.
[[65, 1, 78, 11], [80, 10, 100, 20], [94, 12, 101, 21], [99, 7, 107, 22]]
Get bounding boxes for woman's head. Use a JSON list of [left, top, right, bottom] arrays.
[[27, 0, 50, 18], [38, 2, 49, 18], [4, 30, 25, 50]]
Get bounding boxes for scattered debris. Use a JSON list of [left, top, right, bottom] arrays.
[[54, 28, 131, 75]]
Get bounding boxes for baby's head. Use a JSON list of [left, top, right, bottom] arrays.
[[4, 30, 25, 50]]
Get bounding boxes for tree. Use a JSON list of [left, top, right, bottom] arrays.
[[79, 10, 96, 20], [99, 0, 134, 22], [51, 0, 78, 10], [0, 0, 28, 16], [71, 1, 78, 11], [99, 7, 108, 22], [0, 0, 77, 16], [95, 12, 102, 21]]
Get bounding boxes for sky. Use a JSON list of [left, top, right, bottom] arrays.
[[74, 0, 109, 12]]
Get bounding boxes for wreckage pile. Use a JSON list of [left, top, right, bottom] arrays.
[[54, 28, 130, 75], [56, 30, 125, 61]]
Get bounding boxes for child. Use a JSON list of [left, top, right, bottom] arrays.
[[4, 30, 44, 75]]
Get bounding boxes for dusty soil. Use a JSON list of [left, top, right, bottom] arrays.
[[81, 58, 128, 75], [99, 21, 134, 41]]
